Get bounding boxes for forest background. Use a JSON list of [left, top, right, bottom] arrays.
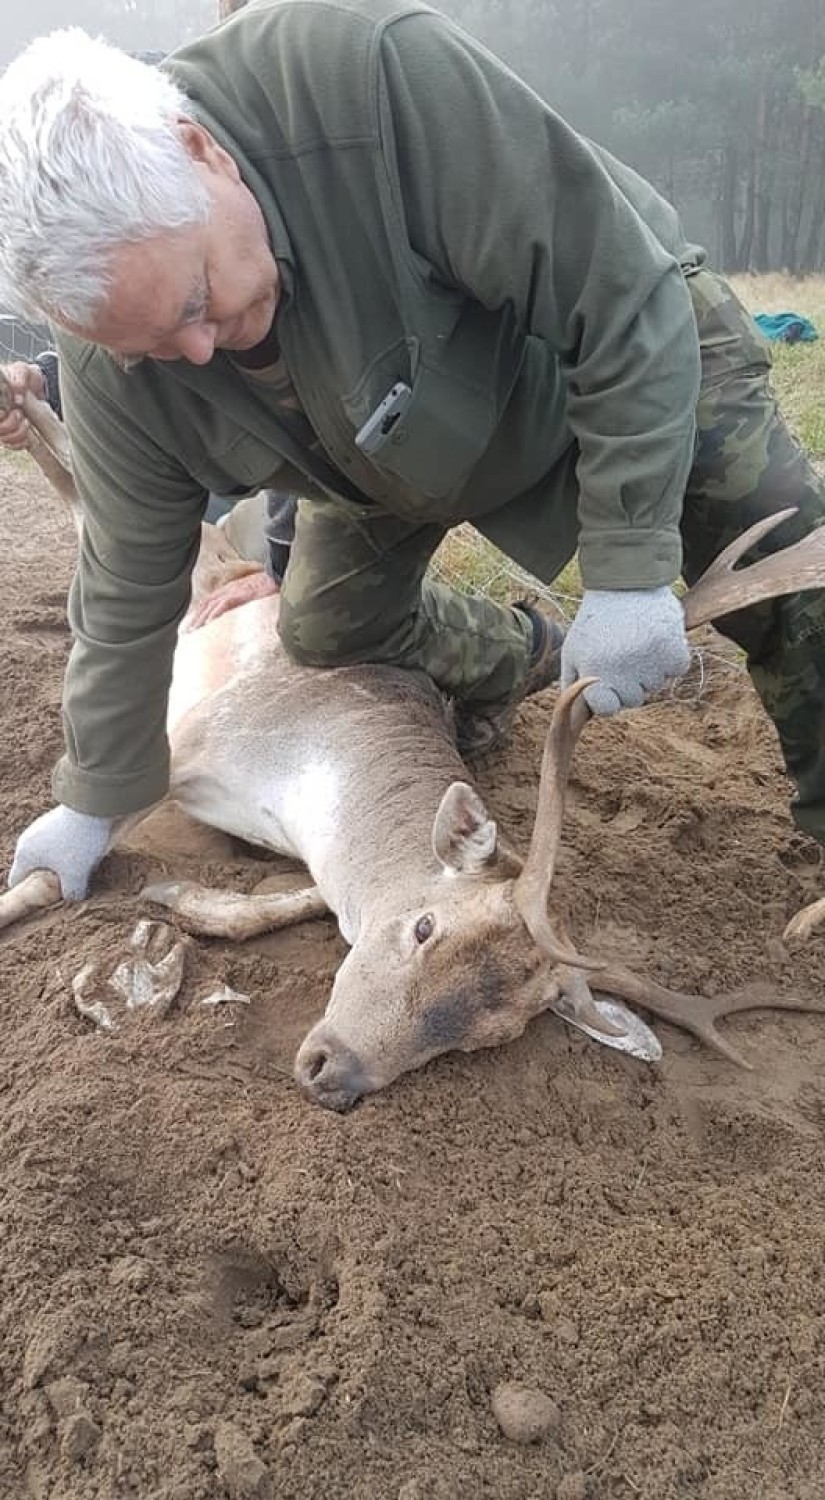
[[1, 0, 823, 274]]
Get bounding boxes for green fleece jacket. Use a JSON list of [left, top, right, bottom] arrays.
[[53, 0, 702, 816]]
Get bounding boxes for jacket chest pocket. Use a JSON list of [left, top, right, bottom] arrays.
[[340, 319, 509, 508]]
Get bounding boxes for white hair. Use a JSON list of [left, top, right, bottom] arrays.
[[0, 29, 211, 325]]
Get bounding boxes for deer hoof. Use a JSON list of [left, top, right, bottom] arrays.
[[783, 896, 825, 944]]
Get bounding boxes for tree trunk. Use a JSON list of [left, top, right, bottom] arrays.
[[784, 101, 814, 273], [737, 143, 756, 268], [754, 94, 782, 271], [719, 141, 739, 270], [802, 130, 825, 271]]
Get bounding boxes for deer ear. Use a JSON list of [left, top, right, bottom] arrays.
[[432, 781, 498, 875]]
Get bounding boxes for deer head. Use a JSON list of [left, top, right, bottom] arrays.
[[293, 780, 569, 1110]]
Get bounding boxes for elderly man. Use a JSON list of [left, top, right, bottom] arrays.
[[1, 0, 823, 903], [0, 0, 297, 621]]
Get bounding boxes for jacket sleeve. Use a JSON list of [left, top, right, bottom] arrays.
[[51, 344, 207, 816], [377, 11, 701, 590]]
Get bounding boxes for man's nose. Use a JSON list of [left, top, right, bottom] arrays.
[[156, 322, 218, 365], [176, 321, 219, 364]]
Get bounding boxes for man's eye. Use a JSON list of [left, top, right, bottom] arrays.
[[414, 913, 435, 945]]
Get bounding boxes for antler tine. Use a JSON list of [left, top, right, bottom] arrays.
[[0, 366, 82, 539], [516, 678, 591, 895], [595, 965, 825, 1069], [682, 507, 825, 631], [513, 678, 610, 984]]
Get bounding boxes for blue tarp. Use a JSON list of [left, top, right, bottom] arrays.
[[753, 312, 818, 344]]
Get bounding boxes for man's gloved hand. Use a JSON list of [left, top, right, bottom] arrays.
[[561, 585, 690, 715], [9, 806, 115, 900]]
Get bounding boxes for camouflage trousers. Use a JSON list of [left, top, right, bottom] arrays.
[[277, 268, 825, 846], [681, 271, 825, 845]]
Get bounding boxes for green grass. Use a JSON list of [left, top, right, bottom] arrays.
[[729, 272, 825, 460], [437, 272, 825, 601], [431, 525, 582, 618]]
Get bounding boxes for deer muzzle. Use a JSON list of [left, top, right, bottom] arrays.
[[293, 1024, 375, 1112]]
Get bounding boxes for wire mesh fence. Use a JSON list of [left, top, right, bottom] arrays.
[[0, 313, 51, 366]]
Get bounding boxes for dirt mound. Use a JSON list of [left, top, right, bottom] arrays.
[[1, 460, 825, 1500]]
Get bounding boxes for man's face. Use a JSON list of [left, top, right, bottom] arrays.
[[58, 121, 281, 366]]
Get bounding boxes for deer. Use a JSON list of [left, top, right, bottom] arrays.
[[3, 366, 825, 1111]]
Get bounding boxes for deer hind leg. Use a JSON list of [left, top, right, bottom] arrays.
[[141, 878, 329, 939]]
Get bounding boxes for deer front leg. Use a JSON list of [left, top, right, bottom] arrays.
[[141, 878, 329, 938], [0, 365, 81, 536], [0, 869, 63, 930]]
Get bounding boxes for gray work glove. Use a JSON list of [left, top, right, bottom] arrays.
[[561, 585, 690, 716], [9, 806, 114, 900]]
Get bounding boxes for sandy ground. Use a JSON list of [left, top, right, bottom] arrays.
[[1, 458, 825, 1500]]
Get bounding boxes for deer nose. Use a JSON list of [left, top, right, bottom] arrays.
[[293, 1027, 371, 1112]]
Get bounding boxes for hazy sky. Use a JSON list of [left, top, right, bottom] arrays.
[[0, 2, 217, 69]]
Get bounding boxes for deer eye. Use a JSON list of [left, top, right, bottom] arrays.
[[414, 913, 435, 945]]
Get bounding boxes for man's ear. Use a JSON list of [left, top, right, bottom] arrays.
[[176, 118, 238, 179]]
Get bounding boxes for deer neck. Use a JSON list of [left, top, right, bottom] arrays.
[[287, 669, 463, 944]]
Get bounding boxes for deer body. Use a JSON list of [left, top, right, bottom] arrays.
[[168, 596, 466, 945], [161, 578, 554, 1110]]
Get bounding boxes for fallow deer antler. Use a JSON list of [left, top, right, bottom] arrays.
[[510, 681, 627, 1037], [680, 508, 825, 630], [516, 509, 825, 1062]]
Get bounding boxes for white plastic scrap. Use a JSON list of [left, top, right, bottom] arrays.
[[71, 920, 189, 1031], [201, 983, 251, 1007], [108, 919, 187, 1014]]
